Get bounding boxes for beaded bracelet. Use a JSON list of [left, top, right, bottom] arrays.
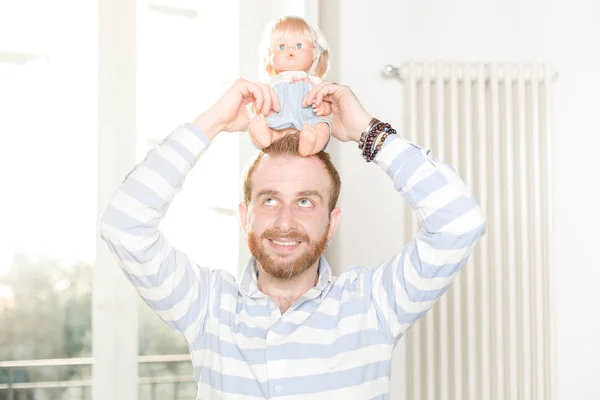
[[358, 118, 397, 162], [361, 122, 388, 158], [358, 117, 379, 150], [368, 128, 396, 162]]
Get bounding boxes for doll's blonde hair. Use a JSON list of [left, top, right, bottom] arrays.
[[261, 16, 330, 78]]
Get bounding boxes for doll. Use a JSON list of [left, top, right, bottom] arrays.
[[249, 16, 332, 156]]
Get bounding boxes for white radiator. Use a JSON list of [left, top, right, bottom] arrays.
[[388, 62, 556, 400]]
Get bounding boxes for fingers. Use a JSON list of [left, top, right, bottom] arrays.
[[258, 83, 271, 116], [303, 81, 341, 107], [237, 79, 279, 116], [244, 82, 264, 114], [313, 101, 332, 116], [314, 85, 336, 106], [303, 81, 327, 107], [268, 85, 281, 115], [254, 83, 278, 116]]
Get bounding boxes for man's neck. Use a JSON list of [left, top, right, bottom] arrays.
[[257, 261, 319, 313]]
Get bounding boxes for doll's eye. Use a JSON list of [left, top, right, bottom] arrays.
[[279, 44, 285, 50], [296, 43, 303, 49]]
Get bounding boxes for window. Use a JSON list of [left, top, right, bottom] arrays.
[[0, 0, 241, 398], [135, 1, 240, 398], [0, 0, 97, 398], [1, 1, 315, 397], [137, 0, 241, 276]]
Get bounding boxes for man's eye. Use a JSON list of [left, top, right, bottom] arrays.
[[299, 198, 313, 207]]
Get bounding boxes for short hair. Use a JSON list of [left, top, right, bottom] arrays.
[[242, 133, 340, 212]]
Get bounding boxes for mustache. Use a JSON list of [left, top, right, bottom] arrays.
[[261, 228, 309, 243]]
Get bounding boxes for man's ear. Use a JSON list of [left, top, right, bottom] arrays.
[[238, 201, 248, 234], [327, 207, 341, 239]]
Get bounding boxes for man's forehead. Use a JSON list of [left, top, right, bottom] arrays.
[[256, 153, 321, 170], [251, 154, 330, 195]]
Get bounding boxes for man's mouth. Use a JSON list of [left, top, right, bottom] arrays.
[[266, 237, 304, 252], [269, 239, 300, 246]]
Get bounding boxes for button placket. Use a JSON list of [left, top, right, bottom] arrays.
[[265, 305, 281, 398]]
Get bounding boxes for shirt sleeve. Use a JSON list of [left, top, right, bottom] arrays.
[[366, 134, 486, 342], [98, 123, 214, 343]]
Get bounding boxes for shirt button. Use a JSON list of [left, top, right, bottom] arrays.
[[275, 385, 282, 392]]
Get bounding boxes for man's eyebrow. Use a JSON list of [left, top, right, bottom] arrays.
[[256, 189, 280, 198], [296, 190, 323, 201], [255, 189, 323, 201]]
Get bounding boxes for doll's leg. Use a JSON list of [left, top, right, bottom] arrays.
[[298, 122, 329, 157], [249, 114, 274, 149], [312, 122, 331, 153]]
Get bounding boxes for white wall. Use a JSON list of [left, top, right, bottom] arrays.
[[237, 0, 320, 270], [320, 0, 600, 399]]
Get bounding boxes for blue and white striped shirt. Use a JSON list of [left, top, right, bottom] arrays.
[[99, 123, 486, 399]]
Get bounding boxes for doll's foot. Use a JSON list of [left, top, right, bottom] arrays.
[[298, 123, 318, 157], [312, 122, 331, 153], [249, 114, 272, 148]]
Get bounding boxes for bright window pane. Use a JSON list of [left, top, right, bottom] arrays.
[[135, 1, 240, 397], [0, 0, 97, 398]]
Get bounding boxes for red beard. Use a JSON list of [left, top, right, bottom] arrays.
[[247, 226, 329, 279]]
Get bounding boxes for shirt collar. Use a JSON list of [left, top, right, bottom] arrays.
[[238, 255, 333, 299]]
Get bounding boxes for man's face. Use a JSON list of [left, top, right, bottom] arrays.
[[239, 154, 340, 279], [270, 34, 316, 73]]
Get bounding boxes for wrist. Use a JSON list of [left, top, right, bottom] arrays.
[[350, 113, 374, 143], [191, 112, 223, 140], [358, 119, 397, 163]]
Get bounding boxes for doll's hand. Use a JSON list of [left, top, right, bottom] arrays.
[[312, 101, 332, 117]]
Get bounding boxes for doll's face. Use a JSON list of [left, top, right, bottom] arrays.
[[270, 34, 316, 73]]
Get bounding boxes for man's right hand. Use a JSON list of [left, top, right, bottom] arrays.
[[192, 78, 281, 140]]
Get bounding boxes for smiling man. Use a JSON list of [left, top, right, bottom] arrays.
[[241, 135, 341, 312], [99, 78, 486, 399]]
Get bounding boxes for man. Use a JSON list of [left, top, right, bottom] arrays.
[[99, 78, 486, 399]]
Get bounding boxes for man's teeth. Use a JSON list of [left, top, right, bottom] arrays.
[[272, 240, 299, 246]]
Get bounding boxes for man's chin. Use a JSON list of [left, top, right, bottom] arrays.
[[258, 250, 315, 278], [263, 249, 303, 265], [261, 259, 305, 279], [247, 230, 327, 279]]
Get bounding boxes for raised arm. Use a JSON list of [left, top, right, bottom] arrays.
[[98, 79, 281, 342], [367, 134, 485, 341], [304, 82, 486, 342]]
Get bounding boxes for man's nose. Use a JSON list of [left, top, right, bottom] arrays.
[[273, 205, 297, 232]]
